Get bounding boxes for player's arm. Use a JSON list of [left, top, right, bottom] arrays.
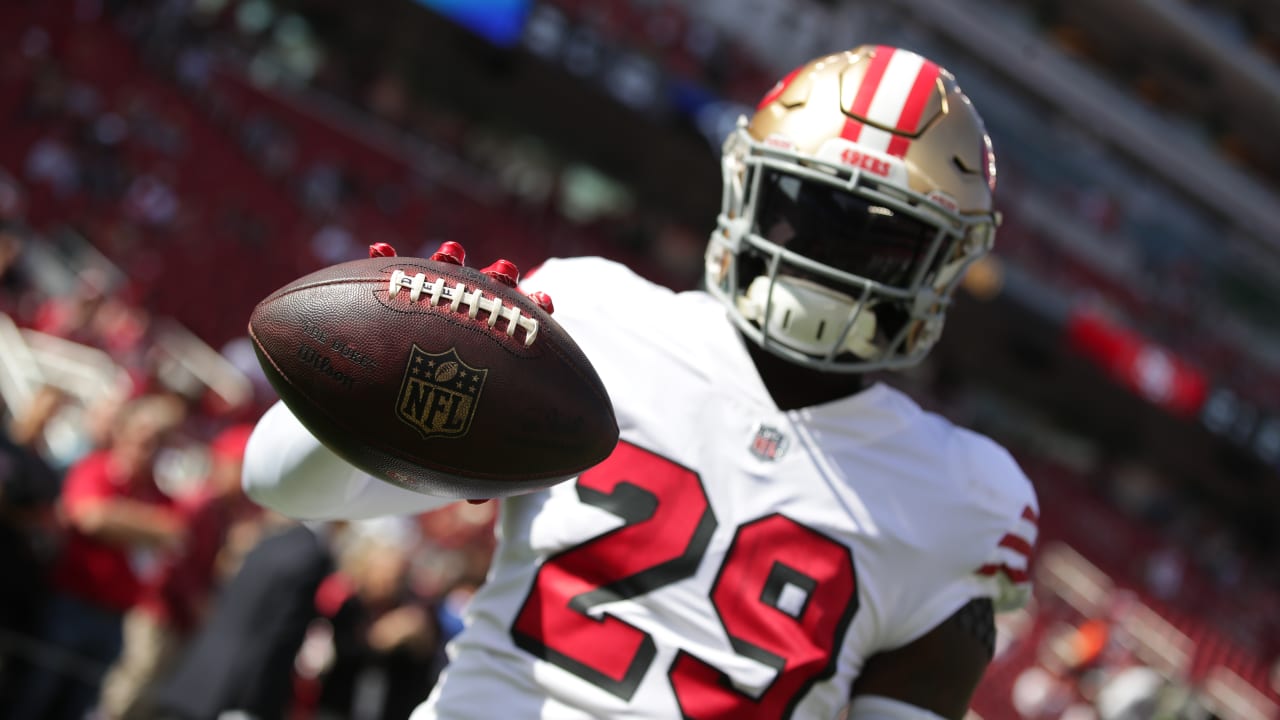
[[848, 597, 993, 719], [242, 400, 456, 520]]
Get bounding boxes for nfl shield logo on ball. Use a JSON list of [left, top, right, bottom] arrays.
[[397, 345, 488, 439], [750, 423, 788, 461]]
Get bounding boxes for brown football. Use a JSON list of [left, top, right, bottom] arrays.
[[248, 255, 618, 498]]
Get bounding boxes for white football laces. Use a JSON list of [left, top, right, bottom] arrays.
[[388, 269, 540, 347]]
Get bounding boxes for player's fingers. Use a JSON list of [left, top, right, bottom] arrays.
[[431, 241, 466, 266], [369, 242, 397, 258], [481, 259, 519, 287], [525, 290, 554, 315], [478, 257, 553, 314]]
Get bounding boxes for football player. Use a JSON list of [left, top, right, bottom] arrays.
[[243, 45, 1038, 720]]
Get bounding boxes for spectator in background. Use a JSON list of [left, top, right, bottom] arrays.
[[21, 54, 67, 122], [1092, 663, 1169, 720], [240, 113, 296, 180], [98, 423, 264, 720], [313, 519, 443, 720], [122, 169, 180, 229], [10, 393, 186, 720], [0, 222, 35, 317], [24, 127, 80, 199], [154, 520, 336, 720], [175, 42, 213, 93], [1143, 543, 1186, 602], [44, 388, 130, 473], [0, 168, 26, 221], [412, 502, 497, 644], [0, 385, 65, 708], [31, 267, 110, 344], [310, 220, 360, 266], [87, 290, 151, 362], [299, 159, 348, 213]]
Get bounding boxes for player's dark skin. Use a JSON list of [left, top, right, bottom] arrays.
[[747, 338, 995, 720]]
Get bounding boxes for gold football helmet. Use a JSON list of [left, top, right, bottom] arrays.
[[705, 45, 999, 373]]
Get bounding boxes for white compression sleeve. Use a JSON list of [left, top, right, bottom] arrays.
[[846, 696, 949, 720], [242, 400, 456, 520]]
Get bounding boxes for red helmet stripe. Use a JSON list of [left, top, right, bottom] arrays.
[[849, 46, 895, 118], [839, 47, 895, 145], [839, 117, 864, 142], [886, 60, 941, 157], [756, 66, 803, 111]]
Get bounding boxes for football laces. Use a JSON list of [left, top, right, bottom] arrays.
[[388, 269, 540, 347]]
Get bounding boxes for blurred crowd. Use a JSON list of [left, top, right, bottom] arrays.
[[1, 0, 1279, 718], [0, 378, 495, 720], [974, 457, 1280, 719], [0, 1, 695, 716], [0, 0, 704, 352], [4, 185, 496, 720], [6, 0, 1278, 412], [989, 586, 1221, 720]]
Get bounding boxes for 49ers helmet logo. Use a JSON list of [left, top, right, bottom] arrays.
[[397, 345, 487, 439]]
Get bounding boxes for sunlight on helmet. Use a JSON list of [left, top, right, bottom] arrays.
[[704, 45, 999, 374]]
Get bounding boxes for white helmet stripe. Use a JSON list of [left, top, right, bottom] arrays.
[[839, 47, 894, 145], [886, 56, 942, 157], [841, 47, 941, 157], [864, 51, 925, 134], [854, 126, 894, 154]]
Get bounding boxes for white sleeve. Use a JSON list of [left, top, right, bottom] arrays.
[[242, 400, 457, 520], [961, 435, 1039, 613]]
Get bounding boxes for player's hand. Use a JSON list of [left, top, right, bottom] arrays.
[[368, 242, 554, 315]]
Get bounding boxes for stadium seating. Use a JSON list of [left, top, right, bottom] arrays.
[[2, 1, 1277, 715]]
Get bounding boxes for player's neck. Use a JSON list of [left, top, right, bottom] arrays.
[[744, 339, 867, 411]]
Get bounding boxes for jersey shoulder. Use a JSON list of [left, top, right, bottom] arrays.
[[859, 406, 1042, 650], [943, 421, 1040, 611], [946, 422, 1038, 520], [521, 256, 674, 312], [520, 257, 733, 376]]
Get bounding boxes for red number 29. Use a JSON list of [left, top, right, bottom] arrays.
[[511, 441, 858, 719]]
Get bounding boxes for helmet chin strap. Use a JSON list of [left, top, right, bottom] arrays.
[[737, 275, 879, 360]]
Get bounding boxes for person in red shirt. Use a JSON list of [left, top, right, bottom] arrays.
[[10, 394, 185, 720], [312, 522, 444, 720], [98, 423, 265, 720]]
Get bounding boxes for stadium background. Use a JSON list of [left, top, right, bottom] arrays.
[[1, 0, 1279, 717]]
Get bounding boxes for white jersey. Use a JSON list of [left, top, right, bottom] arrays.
[[243, 256, 1039, 720]]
